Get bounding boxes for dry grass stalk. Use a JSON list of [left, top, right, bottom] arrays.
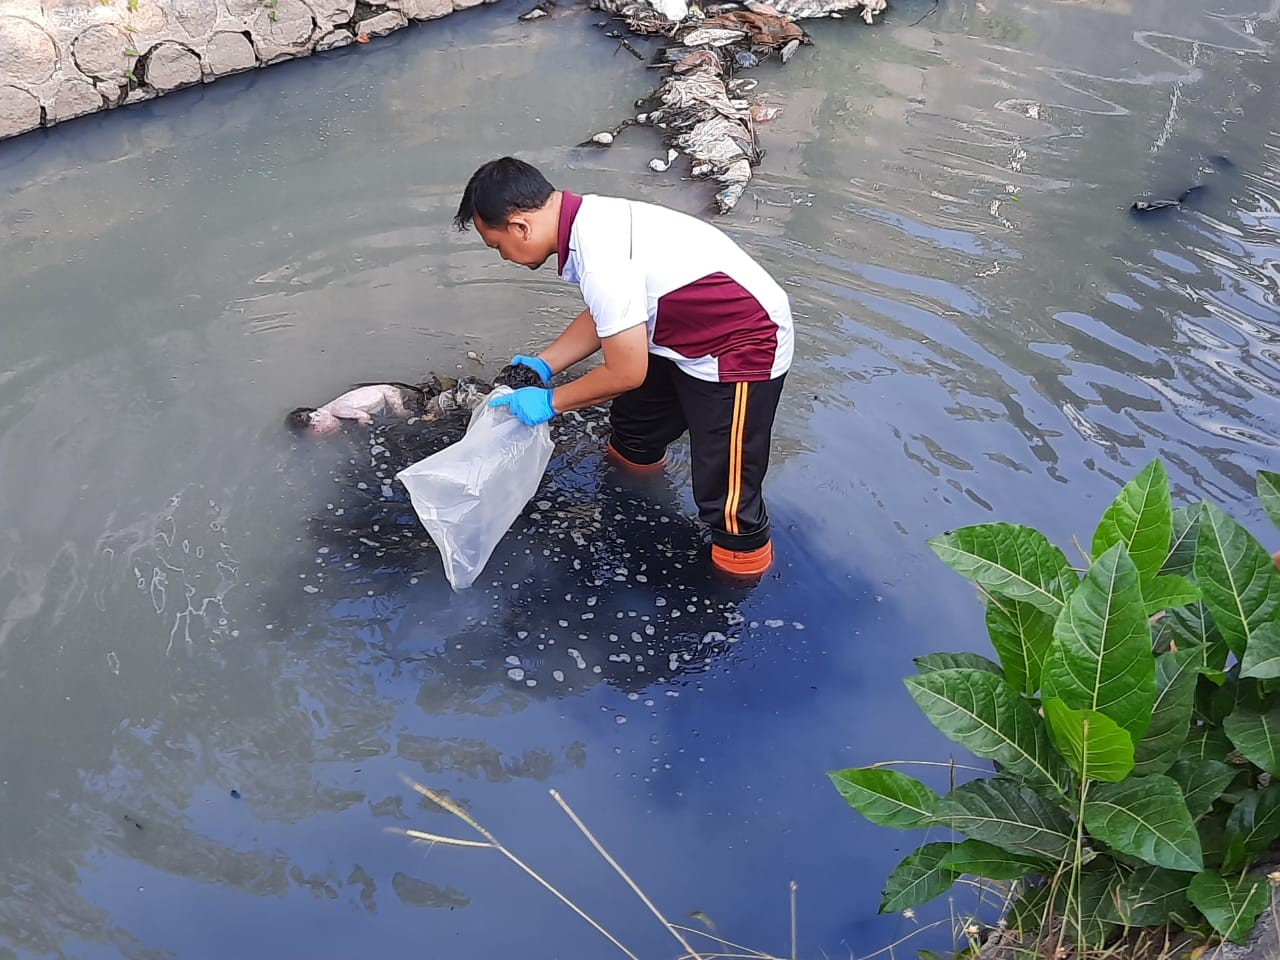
[[401, 829, 493, 849], [395, 776, 642, 960], [395, 777, 1071, 960], [549, 787, 708, 960], [671, 925, 784, 960], [791, 880, 799, 960]]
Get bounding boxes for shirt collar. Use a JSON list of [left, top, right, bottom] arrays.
[[556, 190, 583, 276]]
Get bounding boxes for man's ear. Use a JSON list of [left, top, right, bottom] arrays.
[[506, 212, 534, 242]]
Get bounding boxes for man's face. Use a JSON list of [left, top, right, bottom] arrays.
[[474, 214, 548, 270]]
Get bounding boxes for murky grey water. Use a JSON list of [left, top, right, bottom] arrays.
[[2, 1, 1278, 957]]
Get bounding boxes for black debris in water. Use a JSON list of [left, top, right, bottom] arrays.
[[1130, 155, 1234, 217], [1131, 186, 1205, 215]]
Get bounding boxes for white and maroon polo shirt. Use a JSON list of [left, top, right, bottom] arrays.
[[556, 191, 793, 383]]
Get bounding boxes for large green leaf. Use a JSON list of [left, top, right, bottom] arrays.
[[1041, 544, 1156, 741], [913, 651, 1003, 676], [827, 768, 939, 830], [934, 778, 1073, 861], [1092, 459, 1172, 584], [1154, 602, 1229, 673], [879, 843, 957, 914], [1223, 784, 1280, 871], [985, 597, 1054, 696], [1177, 726, 1234, 764], [1143, 575, 1201, 617], [1257, 471, 1280, 534], [937, 838, 1048, 880], [1082, 775, 1203, 872], [1043, 698, 1134, 782], [1198, 670, 1261, 728], [1195, 502, 1280, 657], [1104, 866, 1193, 926], [928, 523, 1076, 616], [1224, 703, 1280, 775], [1197, 809, 1229, 870], [1187, 869, 1271, 945], [1162, 503, 1202, 578], [1240, 622, 1280, 680], [904, 669, 1066, 790], [1167, 759, 1238, 820], [1132, 649, 1201, 777]]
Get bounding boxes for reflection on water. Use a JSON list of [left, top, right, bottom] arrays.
[[1, 0, 1279, 957]]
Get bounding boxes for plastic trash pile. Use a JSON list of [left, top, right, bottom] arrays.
[[570, 0, 887, 211]]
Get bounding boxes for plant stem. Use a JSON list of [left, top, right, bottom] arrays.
[[867, 759, 992, 775], [550, 788, 707, 960], [1069, 774, 1092, 952], [790, 880, 798, 960], [671, 924, 779, 959], [404, 778, 642, 960], [846, 919, 953, 960]]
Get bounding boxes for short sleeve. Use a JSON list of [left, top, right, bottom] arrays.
[[579, 267, 649, 340]]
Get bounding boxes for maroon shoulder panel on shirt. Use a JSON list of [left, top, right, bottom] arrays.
[[653, 272, 779, 382], [556, 191, 583, 276]]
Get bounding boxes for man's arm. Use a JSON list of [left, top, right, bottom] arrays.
[[549, 325, 648, 413], [539, 308, 601, 375]]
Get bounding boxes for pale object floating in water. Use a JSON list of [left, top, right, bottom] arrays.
[[768, 0, 886, 23], [651, 0, 689, 18], [681, 26, 749, 46], [649, 148, 679, 172]]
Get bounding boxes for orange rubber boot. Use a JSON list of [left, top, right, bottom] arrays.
[[606, 441, 666, 473], [711, 541, 773, 577]]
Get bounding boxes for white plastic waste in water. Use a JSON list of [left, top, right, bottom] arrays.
[[651, 0, 689, 20], [396, 386, 554, 590]]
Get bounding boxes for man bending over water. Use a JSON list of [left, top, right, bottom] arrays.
[[454, 157, 793, 577]]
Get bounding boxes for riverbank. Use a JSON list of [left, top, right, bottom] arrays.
[[1, 0, 887, 209], [0, 0, 469, 141]]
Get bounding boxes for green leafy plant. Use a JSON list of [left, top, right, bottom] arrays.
[[123, 46, 141, 83], [830, 461, 1280, 951]]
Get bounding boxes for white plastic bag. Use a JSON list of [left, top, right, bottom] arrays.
[[396, 387, 554, 590]]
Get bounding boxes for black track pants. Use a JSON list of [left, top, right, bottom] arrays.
[[608, 356, 785, 552]]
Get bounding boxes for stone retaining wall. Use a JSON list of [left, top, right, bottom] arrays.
[[0, 0, 476, 141]]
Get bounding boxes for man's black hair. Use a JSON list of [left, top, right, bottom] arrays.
[[453, 157, 555, 232]]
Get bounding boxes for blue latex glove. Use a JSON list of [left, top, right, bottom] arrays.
[[511, 354, 553, 386], [489, 387, 556, 426]]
